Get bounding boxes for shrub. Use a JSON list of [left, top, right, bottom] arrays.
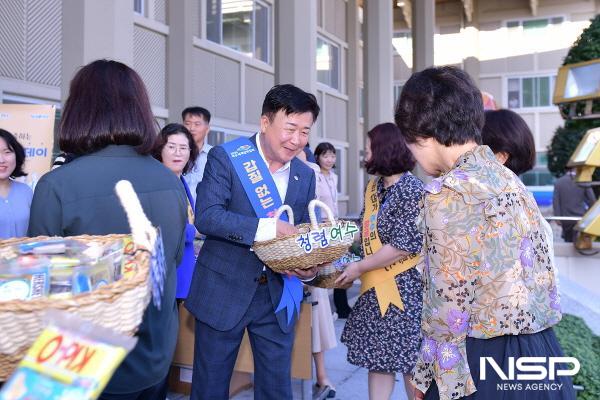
[[554, 314, 600, 400]]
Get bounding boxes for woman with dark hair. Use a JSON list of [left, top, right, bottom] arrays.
[[481, 109, 536, 175], [0, 129, 32, 238], [28, 59, 188, 400], [314, 142, 338, 218], [395, 66, 574, 400], [153, 123, 198, 299], [336, 123, 424, 400]]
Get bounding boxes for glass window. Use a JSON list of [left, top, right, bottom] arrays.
[[537, 76, 550, 107], [508, 78, 520, 109], [522, 78, 535, 107], [506, 17, 563, 34], [206, 0, 271, 63], [507, 76, 554, 109], [254, 1, 270, 63], [207, 128, 252, 146], [222, 1, 253, 57], [134, 0, 144, 15], [316, 36, 341, 90], [206, 0, 222, 43], [523, 18, 548, 31]]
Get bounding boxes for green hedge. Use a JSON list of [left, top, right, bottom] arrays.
[[554, 314, 600, 399]]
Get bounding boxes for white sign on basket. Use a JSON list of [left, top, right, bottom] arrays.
[[295, 221, 359, 254]]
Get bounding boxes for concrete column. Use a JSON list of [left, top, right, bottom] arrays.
[[346, 0, 363, 214], [410, 0, 435, 182], [462, 1, 480, 86], [364, 0, 394, 130], [167, 0, 195, 122], [411, 0, 434, 72], [61, 0, 134, 102], [275, 0, 317, 94]]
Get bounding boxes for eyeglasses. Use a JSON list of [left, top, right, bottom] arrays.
[[165, 143, 191, 154]]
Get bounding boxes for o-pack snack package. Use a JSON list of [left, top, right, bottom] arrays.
[[119, 237, 138, 280], [0, 311, 137, 400]]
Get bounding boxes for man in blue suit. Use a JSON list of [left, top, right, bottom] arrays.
[[185, 85, 321, 399]]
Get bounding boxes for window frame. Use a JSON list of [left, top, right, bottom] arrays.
[[504, 15, 565, 31], [205, 0, 273, 65], [316, 34, 342, 92], [505, 74, 557, 111], [133, 0, 145, 16], [206, 125, 254, 147]]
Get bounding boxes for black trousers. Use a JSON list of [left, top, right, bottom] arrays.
[[333, 288, 351, 317]]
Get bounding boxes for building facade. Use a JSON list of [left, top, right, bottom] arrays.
[[1, 0, 598, 215]]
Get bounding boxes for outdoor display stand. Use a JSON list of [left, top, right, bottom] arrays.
[[566, 127, 600, 182]]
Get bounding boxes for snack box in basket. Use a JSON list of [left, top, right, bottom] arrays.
[[0, 238, 133, 302]]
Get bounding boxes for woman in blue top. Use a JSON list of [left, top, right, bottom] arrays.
[[0, 129, 33, 239], [153, 123, 199, 299]]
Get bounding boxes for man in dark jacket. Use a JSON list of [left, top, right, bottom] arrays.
[[186, 85, 320, 399], [553, 169, 597, 242]]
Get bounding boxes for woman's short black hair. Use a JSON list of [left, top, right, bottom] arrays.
[[482, 109, 536, 175], [395, 66, 484, 146], [152, 123, 198, 175], [261, 84, 320, 122], [365, 123, 415, 176], [0, 129, 27, 178], [59, 59, 157, 156], [314, 142, 336, 168]]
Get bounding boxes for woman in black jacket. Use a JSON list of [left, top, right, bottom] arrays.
[[28, 59, 188, 400]]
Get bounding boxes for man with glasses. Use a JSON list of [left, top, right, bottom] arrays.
[[182, 106, 213, 203]]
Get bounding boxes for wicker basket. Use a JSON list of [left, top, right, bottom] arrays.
[[253, 200, 357, 273], [310, 269, 352, 289], [310, 251, 362, 289], [0, 180, 155, 380]]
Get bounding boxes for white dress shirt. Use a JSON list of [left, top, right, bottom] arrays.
[[254, 133, 291, 242], [184, 141, 213, 203]]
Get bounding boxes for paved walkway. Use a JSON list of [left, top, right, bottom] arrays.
[[170, 273, 599, 400]]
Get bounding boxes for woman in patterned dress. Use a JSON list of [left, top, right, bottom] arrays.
[[395, 66, 575, 400], [337, 122, 424, 400]]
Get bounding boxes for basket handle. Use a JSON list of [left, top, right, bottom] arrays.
[[308, 199, 336, 230], [115, 180, 156, 250], [273, 205, 295, 225]]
